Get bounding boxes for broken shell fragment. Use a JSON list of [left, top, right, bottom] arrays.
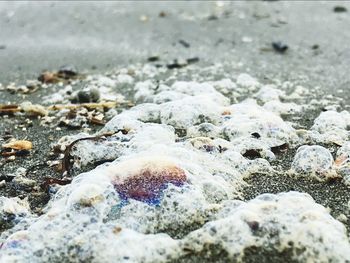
[[20, 101, 48, 116], [2, 140, 33, 151], [106, 157, 187, 204]]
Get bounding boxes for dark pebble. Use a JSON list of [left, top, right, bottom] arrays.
[[179, 39, 190, 48], [15, 150, 31, 157], [159, 11, 166, 17], [77, 90, 91, 103], [0, 175, 15, 182], [251, 132, 261, 139], [186, 57, 200, 64], [58, 65, 78, 77], [243, 149, 262, 159], [76, 88, 100, 103], [334, 6, 347, 13], [272, 41, 288, 53], [208, 15, 218, 20], [167, 59, 187, 69], [0, 45, 6, 50], [148, 56, 160, 62], [312, 44, 319, 50]]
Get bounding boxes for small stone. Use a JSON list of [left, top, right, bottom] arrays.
[[251, 132, 261, 139], [77, 90, 91, 103], [272, 41, 288, 53], [159, 11, 166, 17], [208, 15, 219, 21], [147, 56, 160, 62], [186, 57, 200, 64], [58, 65, 78, 78], [334, 6, 347, 13], [179, 39, 190, 48]]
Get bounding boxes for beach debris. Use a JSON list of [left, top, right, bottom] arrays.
[[1, 140, 32, 159], [334, 6, 347, 13], [47, 101, 131, 111], [57, 65, 78, 79], [20, 102, 48, 116], [2, 140, 32, 151], [75, 87, 100, 103], [167, 59, 188, 69], [60, 131, 125, 174], [271, 143, 288, 155], [3, 80, 41, 94], [272, 41, 288, 53], [147, 55, 160, 62], [0, 101, 130, 120], [179, 39, 190, 48], [38, 71, 60, 84], [41, 177, 72, 191], [0, 104, 20, 115], [208, 14, 219, 20], [38, 66, 81, 84], [0, 174, 16, 182], [242, 149, 262, 159], [159, 11, 166, 17], [186, 57, 200, 64]]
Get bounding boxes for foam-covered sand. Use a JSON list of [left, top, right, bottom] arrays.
[[1, 63, 350, 262]]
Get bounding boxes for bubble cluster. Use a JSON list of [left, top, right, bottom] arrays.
[[2, 64, 350, 262], [291, 145, 338, 181]]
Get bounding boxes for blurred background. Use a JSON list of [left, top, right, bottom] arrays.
[[0, 0, 350, 101]]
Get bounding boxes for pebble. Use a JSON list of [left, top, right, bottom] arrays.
[[272, 41, 288, 53], [58, 65, 78, 77], [76, 87, 100, 103], [334, 6, 347, 13], [178, 39, 190, 48]]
